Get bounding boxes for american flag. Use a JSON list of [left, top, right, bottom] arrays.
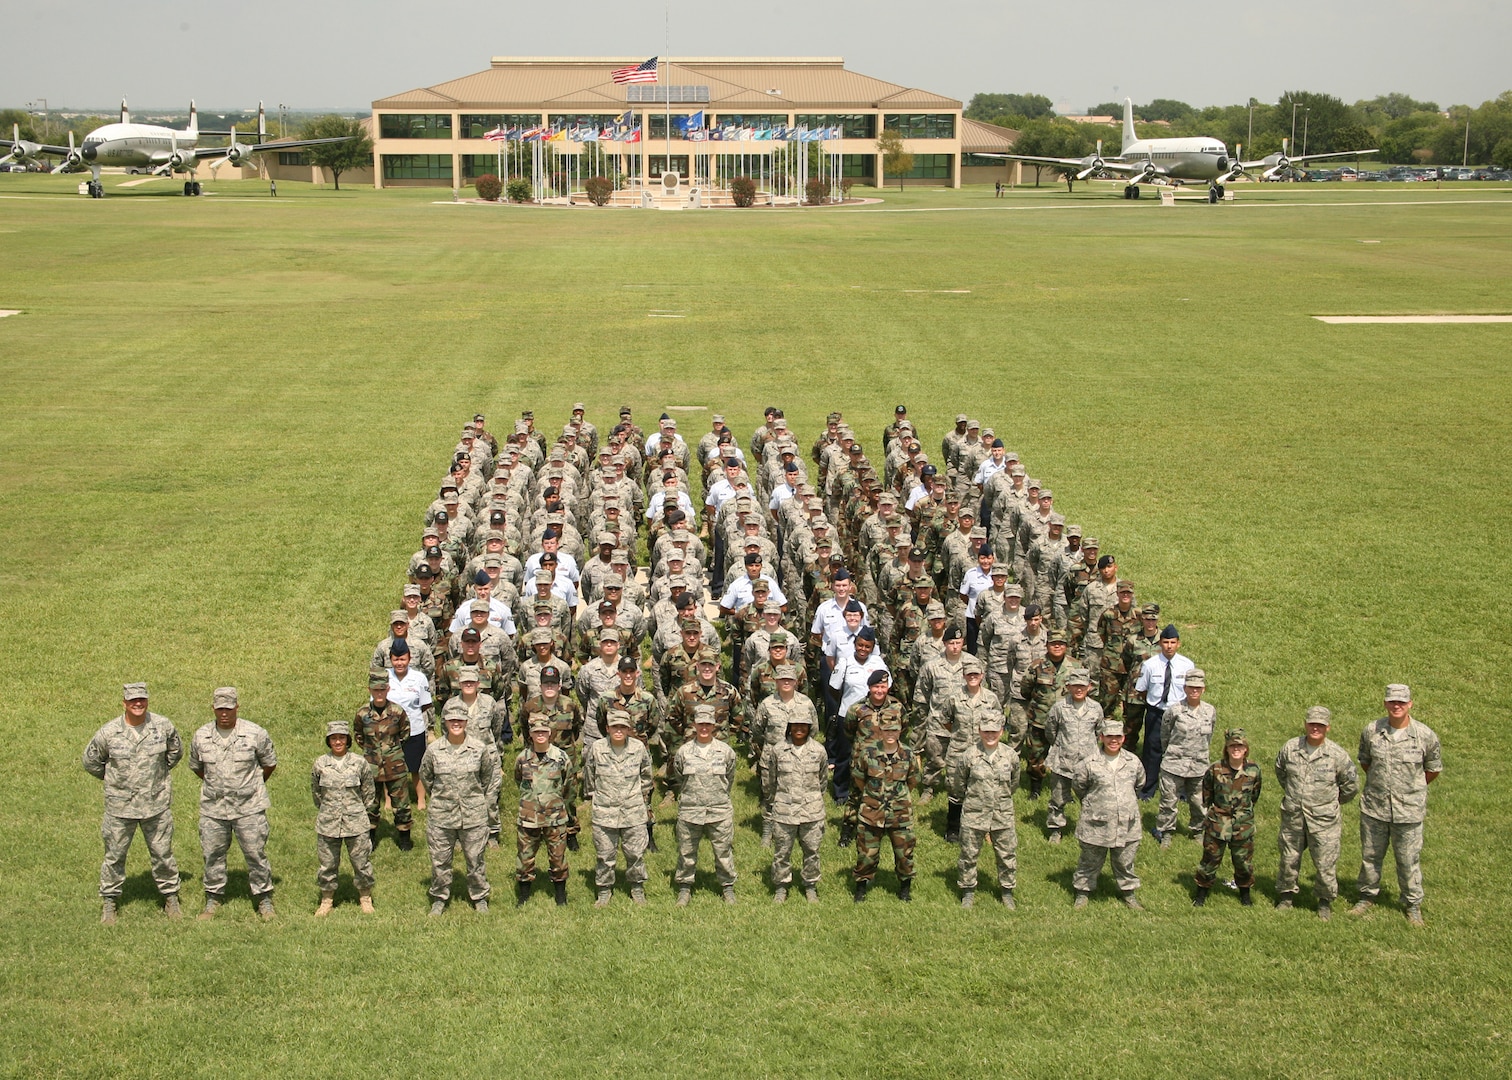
[[612, 57, 659, 84], [482, 127, 507, 142]]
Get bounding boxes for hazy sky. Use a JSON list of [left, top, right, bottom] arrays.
[[5, 0, 1505, 114]]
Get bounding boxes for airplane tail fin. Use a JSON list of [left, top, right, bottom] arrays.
[[120, 98, 130, 125], [187, 100, 198, 138], [1121, 98, 1136, 154]]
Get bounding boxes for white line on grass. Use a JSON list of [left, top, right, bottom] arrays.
[[838, 197, 1512, 214], [1313, 315, 1512, 323], [0, 309, 20, 318]]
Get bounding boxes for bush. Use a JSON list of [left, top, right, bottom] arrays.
[[506, 178, 532, 203], [805, 177, 830, 205], [730, 176, 756, 208], [584, 176, 613, 206], [841, 178, 856, 198], [473, 173, 502, 201]]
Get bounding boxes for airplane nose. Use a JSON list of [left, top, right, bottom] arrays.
[[1215, 156, 1228, 173], [81, 143, 97, 161]]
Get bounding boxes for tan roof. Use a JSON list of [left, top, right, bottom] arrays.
[[960, 118, 1020, 153], [374, 57, 960, 112]]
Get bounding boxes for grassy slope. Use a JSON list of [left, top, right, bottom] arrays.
[[1, 175, 1510, 1078]]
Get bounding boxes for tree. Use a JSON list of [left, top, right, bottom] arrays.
[[1008, 119, 1092, 186], [0, 109, 40, 143], [1141, 98, 1195, 123], [1356, 93, 1439, 122], [1274, 91, 1356, 153], [1494, 138, 1512, 171], [877, 129, 913, 191], [966, 93, 1053, 122], [298, 115, 372, 191]]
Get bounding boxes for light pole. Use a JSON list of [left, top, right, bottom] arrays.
[[26, 98, 49, 140], [278, 103, 287, 139], [1302, 108, 1311, 158], [1290, 101, 1300, 152], [1247, 98, 1255, 149]]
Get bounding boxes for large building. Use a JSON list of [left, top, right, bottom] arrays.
[[368, 57, 1018, 190]]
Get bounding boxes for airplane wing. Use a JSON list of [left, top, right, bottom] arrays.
[[188, 135, 355, 161], [0, 137, 73, 158], [979, 152, 1165, 178], [1237, 148, 1377, 169]]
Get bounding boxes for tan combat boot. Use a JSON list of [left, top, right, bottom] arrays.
[[358, 889, 374, 914], [314, 891, 335, 917]]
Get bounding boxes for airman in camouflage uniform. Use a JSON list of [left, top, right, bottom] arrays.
[[762, 710, 828, 903], [1274, 706, 1358, 919], [1070, 554, 1119, 667], [1070, 719, 1146, 909], [584, 709, 654, 905], [82, 683, 183, 923], [851, 712, 921, 902], [1023, 629, 1074, 797], [750, 665, 819, 844], [421, 709, 501, 914], [672, 705, 740, 905], [947, 712, 1020, 908], [669, 649, 747, 748], [1120, 605, 1162, 751], [517, 665, 583, 850], [1095, 582, 1141, 710], [912, 628, 968, 789], [513, 719, 574, 906], [189, 687, 278, 920], [1043, 668, 1105, 842], [1154, 669, 1215, 845], [1192, 729, 1262, 907], [938, 657, 1004, 843], [310, 720, 376, 915], [840, 672, 903, 847], [354, 670, 414, 850], [593, 656, 666, 845]]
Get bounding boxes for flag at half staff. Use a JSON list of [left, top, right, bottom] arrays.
[[612, 57, 659, 84]]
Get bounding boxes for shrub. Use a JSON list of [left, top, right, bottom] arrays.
[[841, 178, 856, 198], [473, 173, 502, 201], [730, 176, 756, 208], [506, 178, 532, 203], [584, 176, 613, 206], [805, 177, 830, 205]]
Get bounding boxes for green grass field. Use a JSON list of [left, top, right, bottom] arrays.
[[2, 173, 1511, 1079]]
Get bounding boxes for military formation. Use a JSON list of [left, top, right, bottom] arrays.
[[83, 406, 1443, 924]]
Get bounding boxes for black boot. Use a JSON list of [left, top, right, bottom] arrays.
[[1238, 886, 1253, 907], [645, 822, 658, 852], [898, 878, 912, 903], [516, 880, 532, 907], [395, 829, 413, 851], [838, 823, 854, 848], [1192, 886, 1209, 908], [553, 880, 568, 907], [1029, 776, 1042, 799], [566, 833, 579, 852], [944, 801, 962, 844], [853, 879, 869, 903], [369, 828, 377, 848]]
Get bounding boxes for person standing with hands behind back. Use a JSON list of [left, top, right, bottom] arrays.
[[1191, 729, 1261, 909], [190, 687, 278, 921]]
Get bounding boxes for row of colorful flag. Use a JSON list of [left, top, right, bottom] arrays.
[[482, 122, 847, 144]]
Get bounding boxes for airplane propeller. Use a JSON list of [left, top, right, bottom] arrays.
[[1261, 138, 1295, 181], [50, 131, 83, 174], [1076, 140, 1107, 181], [5, 124, 42, 165]]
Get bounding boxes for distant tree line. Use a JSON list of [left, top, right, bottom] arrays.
[[965, 90, 1512, 168]]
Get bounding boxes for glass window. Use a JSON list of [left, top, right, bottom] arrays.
[[883, 114, 956, 139], [378, 114, 452, 139], [796, 114, 876, 139], [548, 114, 623, 132], [841, 154, 874, 178], [463, 155, 509, 179], [711, 114, 791, 130], [278, 152, 309, 166], [647, 155, 690, 177], [459, 114, 542, 138], [901, 154, 952, 179], [382, 154, 453, 179]]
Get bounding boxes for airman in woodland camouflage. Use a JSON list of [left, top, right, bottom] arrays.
[[354, 669, 414, 850], [513, 719, 574, 907], [1192, 729, 1262, 908], [83, 683, 183, 924], [1023, 629, 1075, 798], [852, 713, 921, 903], [310, 720, 376, 915], [1274, 706, 1358, 920], [841, 671, 903, 847]]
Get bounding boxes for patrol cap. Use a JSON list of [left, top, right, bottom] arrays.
[[1003, 583, 1023, 597], [471, 599, 492, 616], [1140, 604, 1161, 619], [775, 664, 799, 681], [212, 687, 239, 708], [612, 550, 631, 565], [877, 715, 903, 733], [1038, 489, 1053, 500], [1010, 465, 1026, 477], [925, 600, 946, 619], [326, 720, 351, 742], [1066, 524, 1083, 538], [969, 527, 986, 540], [403, 584, 422, 598], [458, 666, 481, 684], [943, 626, 963, 642], [369, 670, 390, 690], [1115, 580, 1134, 593], [1385, 683, 1412, 702], [123, 682, 149, 701], [389, 639, 410, 657], [605, 708, 633, 730], [1099, 719, 1125, 737], [1185, 668, 1205, 688], [1065, 668, 1092, 687], [1049, 513, 1065, 526], [1305, 706, 1332, 726], [528, 717, 553, 734], [696, 648, 720, 666], [961, 655, 984, 676], [535, 570, 555, 584], [1224, 728, 1248, 747], [1083, 538, 1100, 550], [1159, 624, 1180, 640], [990, 564, 1010, 578], [762, 601, 783, 616], [955, 413, 969, 423], [598, 628, 621, 645], [768, 630, 790, 647], [1025, 478, 1040, 490], [978, 714, 1005, 733], [866, 670, 891, 687], [679, 617, 702, 632], [692, 703, 718, 725], [572, 401, 586, 413], [540, 665, 561, 684], [598, 531, 617, 547], [603, 579, 624, 590], [390, 609, 410, 625], [1046, 629, 1068, 645], [530, 627, 555, 645]]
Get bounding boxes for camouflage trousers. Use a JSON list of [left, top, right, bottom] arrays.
[[1195, 821, 1255, 889], [853, 820, 915, 882], [1121, 699, 1146, 754], [771, 819, 824, 887], [1276, 812, 1342, 902], [316, 831, 374, 891], [1097, 667, 1125, 713], [516, 823, 569, 882], [200, 812, 272, 899], [958, 822, 1016, 891], [1046, 771, 1077, 831], [1073, 840, 1140, 895], [674, 817, 736, 887], [367, 775, 412, 830], [1023, 724, 1049, 780], [919, 732, 950, 797], [1357, 813, 1424, 907], [427, 823, 490, 902], [99, 811, 179, 899], [1156, 772, 1205, 836], [591, 823, 649, 889]]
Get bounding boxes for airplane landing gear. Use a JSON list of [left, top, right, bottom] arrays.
[[182, 180, 202, 196], [87, 181, 104, 198], [1124, 184, 1141, 199], [1208, 183, 1224, 203]]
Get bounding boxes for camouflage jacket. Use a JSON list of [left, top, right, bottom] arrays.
[[853, 743, 921, 828], [671, 737, 738, 824], [438, 651, 509, 710], [419, 735, 501, 830], [761, 738, 829, 825], [947, 742, 1020, 831], [1201, 759, 1262, 839], [593, 687, 662, 753], [582, 738, 653, 829], [519, 694, 582, 756], [1357, 718, 1442, 824], [1044, 696, 1106, 776], [669, 680, 747, 744], [514, 743, 574, 827], [846, 696, 907, 754], [311, 752, 375, 837], [751, 692, 820, 754], [354, 699, 410, 782], [1071, 749, 1144, 846], [944, 687, 1009, 757], [189, 720, 276, 820], [1097, 606, 1143, 675], [1159, 701, 1217, 778], [747, 658, 808, 709], [1024, 655, 1073, 728], [82, 713, 182, 818], [913, 655, 967, 734], [1122, 635, 1161, 702], [658, 644, 702, 699], [1073, 579, 1119, 650]]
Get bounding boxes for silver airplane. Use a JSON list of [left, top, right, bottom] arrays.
[[990, 98, 1376, 200], [2, 100, 351, 197]]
